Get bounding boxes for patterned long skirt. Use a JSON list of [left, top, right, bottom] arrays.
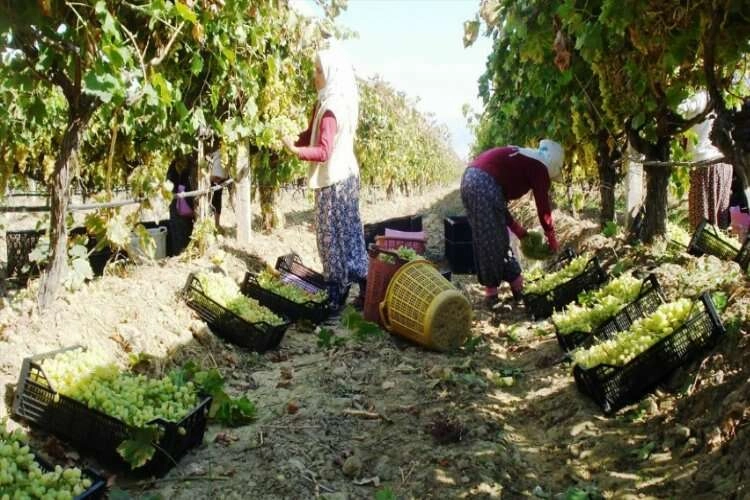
[[314, 175, 368, 291], [460, 167, 522, 287], [688, 163, 733, 229]]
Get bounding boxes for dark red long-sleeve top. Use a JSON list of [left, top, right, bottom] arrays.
[[294, 107, 337, 162], [470, 146, 554, 233]]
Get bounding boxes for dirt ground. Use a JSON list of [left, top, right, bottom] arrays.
[[0, 182, 749, 500]]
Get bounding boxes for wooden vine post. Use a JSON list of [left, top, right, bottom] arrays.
[[234, 141, 253, 244]]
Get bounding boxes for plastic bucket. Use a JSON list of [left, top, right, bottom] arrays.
[[130, 226, 168, 261], [379, 260, 471, 351]]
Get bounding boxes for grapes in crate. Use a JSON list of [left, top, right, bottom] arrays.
[[552, 274, 642, 335], [197, 271, 285, 325], [572, 298, 694, 369], [525, 254, 590, 295], [0, 420, 94, 498], [41, 349, 199, 428], [256, 269, 327, 304], [378, 246, 423, 264]]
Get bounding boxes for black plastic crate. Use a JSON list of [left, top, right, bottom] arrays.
[[12, 346, 212, 476], [70, 226, 129, 276], [687, 219, 750, 268], [363, 214, 422, 247], [555, 274, 665, 351], [88, 248, 129, 276], [445, 240, 475, 274], [241, 272, 332, 324], [275, 253, 350, 307], [573, 293, 725, 414], [182, 273, 291, 351], [523, 257, 608, 320], [546, 247, 577, 272], [6, 229, 45, 283], [35, 454, 107, 499], [444, 215, 472, 242]]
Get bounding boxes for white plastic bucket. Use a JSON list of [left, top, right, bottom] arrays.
[[129, 226, 168, 261]]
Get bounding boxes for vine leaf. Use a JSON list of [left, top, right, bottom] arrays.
[[117, 426, 160, 469]]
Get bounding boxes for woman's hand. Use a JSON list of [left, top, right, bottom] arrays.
[[545, 229, 560, 253], [282, 136, 299, 156]]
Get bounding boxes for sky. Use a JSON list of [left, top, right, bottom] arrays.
[[292, 0, 493, 161]]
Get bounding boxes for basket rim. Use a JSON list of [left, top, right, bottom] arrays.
[[380, 258, 448, 325]]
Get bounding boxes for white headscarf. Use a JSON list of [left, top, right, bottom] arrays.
[[514, 139, 564, 180], [310, 45, 359, 144]]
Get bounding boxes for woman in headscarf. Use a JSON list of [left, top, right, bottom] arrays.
[[460, 140, 564, 307], [679, 91, 733, 230], [282, 46, 368, 308]]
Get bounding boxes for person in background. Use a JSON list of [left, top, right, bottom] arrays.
[[166, 155, 196, 256], [209, 148, 229, 229], [281, 44, 368, 309], [460, 139, 564, 307], [679, 91, 733, 230]]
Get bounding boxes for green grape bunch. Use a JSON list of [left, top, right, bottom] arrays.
[[0, 420, 93, 499], [196, 272, 285, 326], [394, 246, 422, 261], [572, 298, 694, 369], [525, 254, 590, 295], [41, 349, 200, 428], [520, 231, 552, 260], [377, 246, 423, 264], [256, 269, 327, 305], [553, 275, 643, 335]]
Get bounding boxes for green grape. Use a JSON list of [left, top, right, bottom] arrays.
[[525, 254, 590, 295], [552, 275, 643, 335], [572, 298, 694, 369], [40, 349, 200, 429], [520, 231, 551, 259], [196, 272, 285, 326], [394, 246, 422, 261], [378, 253, 396, 264], [667, 222, 691, 246], [256, 269, 328, 305], [0, 419, 92, 498]]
